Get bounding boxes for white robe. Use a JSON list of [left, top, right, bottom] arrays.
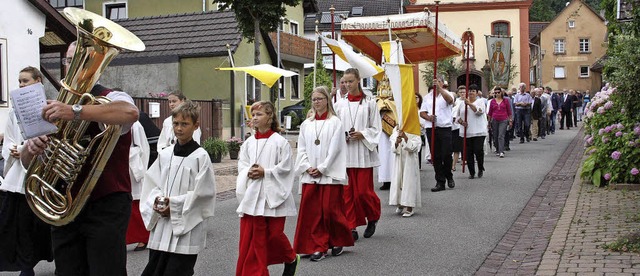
[[236, 133, 297, 217], [157, 116, 202, 150], [295, 115, 347, 185], [334, 97, 381, 168], [389, 129, 422, 208], [377, 132, 393, 182], [140, 146, 216, 255], [129, 121, 150, 200], [1, 110, 26, 194]]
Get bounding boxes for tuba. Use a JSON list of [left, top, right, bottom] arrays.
[[25, 7, 145, 226]]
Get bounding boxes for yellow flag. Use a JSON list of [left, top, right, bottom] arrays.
[[384, 63, 420, 136], [217, 64, 298, 88], [319, 35, 384, 80], [379, 41, 405, 64]]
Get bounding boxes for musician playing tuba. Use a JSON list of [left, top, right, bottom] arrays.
[[21, 42, 139, 275]]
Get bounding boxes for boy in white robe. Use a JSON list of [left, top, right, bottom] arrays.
[[126, 121, 151, 250], [236, 101, 299, 276], [157, 92, 202, 150], [334, 68, 382, 240], [389, 127, 422, 217], [140, 100, 216, 276]]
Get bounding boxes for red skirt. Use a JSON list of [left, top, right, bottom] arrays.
[[236, 215, 296, 276], [343, 167, 381, 229], [126, 200, 149, 244], [293, 184, 354, 254]]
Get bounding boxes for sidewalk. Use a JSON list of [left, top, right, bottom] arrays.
[[476, 126, 640, 275]]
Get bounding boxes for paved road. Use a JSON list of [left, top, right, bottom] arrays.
[[11, 128, 580, 276]]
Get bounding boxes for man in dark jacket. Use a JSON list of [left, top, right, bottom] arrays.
[[560, 89, 575, 130], [550, 87, 562, 133]]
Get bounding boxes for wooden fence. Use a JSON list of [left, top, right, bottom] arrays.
[[132, 97, 222, 143]]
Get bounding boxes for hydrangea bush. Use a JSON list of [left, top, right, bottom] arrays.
[[581, 84, 640, 186]]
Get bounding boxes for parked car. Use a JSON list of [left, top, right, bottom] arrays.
[[280, 100, 305, 129]]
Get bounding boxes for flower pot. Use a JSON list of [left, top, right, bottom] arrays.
[[229, 150, 239, 160], [210, 153, 222, 163]]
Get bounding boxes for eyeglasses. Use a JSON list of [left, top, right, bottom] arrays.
[[311, 97, 326, 102], [61, 57, 73, 66]]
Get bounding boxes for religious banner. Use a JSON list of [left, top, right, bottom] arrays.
[[485, 36, 512, 87]]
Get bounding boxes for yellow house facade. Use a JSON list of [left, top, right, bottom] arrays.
[[407, 0, 532, 93], [536, 0, 606, 93]]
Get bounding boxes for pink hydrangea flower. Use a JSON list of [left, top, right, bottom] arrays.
[[598, 129, 605, 135], [586, 137, 594, 145], [616, 123, 624, 129], [631, 168, 639, 176], [605, 126, 613, 133], [634, 126, 640, 136], [604, 173, 611, 180], [604, 101, 614, 110], [615, 131, 623, 137], [597, 107, 605, 114], [611, 151, 621, 160], [629, 141, 636, 147], [588, 148, 597, 154], [602, 136, 609, 143]]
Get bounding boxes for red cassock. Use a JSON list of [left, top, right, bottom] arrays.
[[293, 184, 354, 254], [126, 200, 149, 244], [343, 167, 381, 229], [236, 215, 296, 276]]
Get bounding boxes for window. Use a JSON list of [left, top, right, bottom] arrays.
[[580, 66, 590, 78], [289, 21, 299, 35], [554, 66, 566, 79], [554, 39, 566, 54], [279, 77, 285, 99], [49, 0, 83, 8], [351, 7, 363, 16], [290, 70, 300, 99], [321, 32, 332, 55], [215, 2, 231, 11], [491, 21, 510, 36], [105, 3, 127, 20], [579, 38, 591, 53], [0, 39, 7, 106], [568, 20, 575, 28]]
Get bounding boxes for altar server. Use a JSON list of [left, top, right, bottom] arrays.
[[236, 101, 299, 276], [126, 121, 151, 251], [140, 100, 216, 276], [389, 127, 422, 217], [157, 92, 202, 150]]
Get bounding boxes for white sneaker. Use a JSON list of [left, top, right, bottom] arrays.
[[402, 210, 414, 217], [499, 153, 505, 158], [395, 207, 404, 214]]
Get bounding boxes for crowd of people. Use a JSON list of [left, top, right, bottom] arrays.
[[0, 52, 589, 276]]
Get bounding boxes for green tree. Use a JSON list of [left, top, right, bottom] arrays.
[[303, 52, 333, 114], [217, 0, 301, 101], [420, 58, 460, 87]]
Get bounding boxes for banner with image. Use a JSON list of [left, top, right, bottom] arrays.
[[485, 36, 512, 87]]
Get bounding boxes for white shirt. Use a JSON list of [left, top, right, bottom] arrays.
[[458, 99, 489, 138], [236, 133, 297, 217], [295, 115, 347, 185], [451, 98, 464, 131], [1, 110, 25, 193], [420, 90, 455, 128]]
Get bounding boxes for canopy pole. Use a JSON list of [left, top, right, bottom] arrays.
[[226, 44, 242, 140], [430, 1, 440, 164], [313, 20, 319, 88], [462, 31, 471, 174], [330, 5, 337, 102]]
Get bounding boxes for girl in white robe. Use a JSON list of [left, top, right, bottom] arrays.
[[236, 101, 298, 276], [140, 101, 215, 276], [157, 93, 202, 150], [293, 87, 353, 261], [126, 121, 151, 250], [389, 127, 422, 217]]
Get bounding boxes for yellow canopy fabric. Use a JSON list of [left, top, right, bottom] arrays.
[[217, 64, 298, 88], [384, 63, 421, 136]]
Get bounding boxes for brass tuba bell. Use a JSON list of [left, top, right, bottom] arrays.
[[24, 7, 145, 226]]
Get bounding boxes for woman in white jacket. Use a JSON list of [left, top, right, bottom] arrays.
[[457, 84, 489, 179]]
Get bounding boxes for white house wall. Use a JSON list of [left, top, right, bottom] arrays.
[[0, 0, 45, 132]]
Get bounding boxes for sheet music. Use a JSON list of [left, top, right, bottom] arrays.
[[9, 83, 58, 140]]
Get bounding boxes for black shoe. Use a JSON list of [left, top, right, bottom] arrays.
[[351, 230, 358, 241], [310, 252, 326, 262], [478, 170, 484, 178], [283, 254, 300, 276], [447, 178, 455, 188], [532, 138, 537, 141], [363, 221, 377, 238], [519, 140, 524, 144], [431, 184, 445, 192], [469, 175, 475, 179], [133, 243, 147, 251], [505, 147, 511, 151], [331, 246, 343, 256], [379, 182, 390, 190]]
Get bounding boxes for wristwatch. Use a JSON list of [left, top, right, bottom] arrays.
[[72, 104, 83, 120]]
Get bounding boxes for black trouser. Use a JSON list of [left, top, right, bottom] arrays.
[[465, 136, 486, 176], [426, 127, 453, 185], [418, 134, 426, 170], [142, 249, 198, 276], [51, 192, 132, 276], [561, 109, 573, 128]]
